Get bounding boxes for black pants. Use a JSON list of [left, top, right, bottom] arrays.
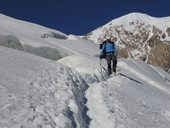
[[106, 54, 117, 75]]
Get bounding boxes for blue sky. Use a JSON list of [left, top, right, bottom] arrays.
[[0, 0, 169, 35]]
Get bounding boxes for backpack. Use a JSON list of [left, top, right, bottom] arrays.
[[100, 41, 117, 59]]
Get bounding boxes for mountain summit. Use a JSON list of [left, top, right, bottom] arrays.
[[85, 12, 170, 72]]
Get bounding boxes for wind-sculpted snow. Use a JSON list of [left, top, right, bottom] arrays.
[[0, 35, 70, 61], [23, 45, 68, 61], [0, 35, 22, 50], [0, 46, 90, 128]]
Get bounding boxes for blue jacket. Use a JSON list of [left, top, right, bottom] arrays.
[[101, 41, 117, 56]]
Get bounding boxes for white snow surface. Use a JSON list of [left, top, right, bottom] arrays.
[[0, 14, 66, 46], [0, 46, 89, 128], [0, 13, 99, 57], [0, 13, 170, 128]]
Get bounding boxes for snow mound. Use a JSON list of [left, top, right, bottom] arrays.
[[58, 55, 108, 84]]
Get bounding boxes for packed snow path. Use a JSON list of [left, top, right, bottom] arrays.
[[86, 82, 117, 128], [85, 65, 170, 128]]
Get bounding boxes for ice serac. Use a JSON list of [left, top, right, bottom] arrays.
[[85, 12, 170, 72]]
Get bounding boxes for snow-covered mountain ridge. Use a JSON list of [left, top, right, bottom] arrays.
[[85, 13, 170, 72], [0, 13, 67, 40], [0, 13, 170, 128]]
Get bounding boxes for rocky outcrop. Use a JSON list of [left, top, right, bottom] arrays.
[[166, 28, 170, 36], [148, 42, 170, 72], [118, 48, 129, 58]]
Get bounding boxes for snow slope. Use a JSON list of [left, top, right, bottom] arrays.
[[0, 13, 170, 128], [0, 13, 66, 46], [0, 46, 90, 128]]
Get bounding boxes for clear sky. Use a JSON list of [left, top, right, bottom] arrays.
[[0, 0, 169, 35]]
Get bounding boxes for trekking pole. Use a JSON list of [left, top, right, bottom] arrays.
[[100, 59, 102, 77]]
